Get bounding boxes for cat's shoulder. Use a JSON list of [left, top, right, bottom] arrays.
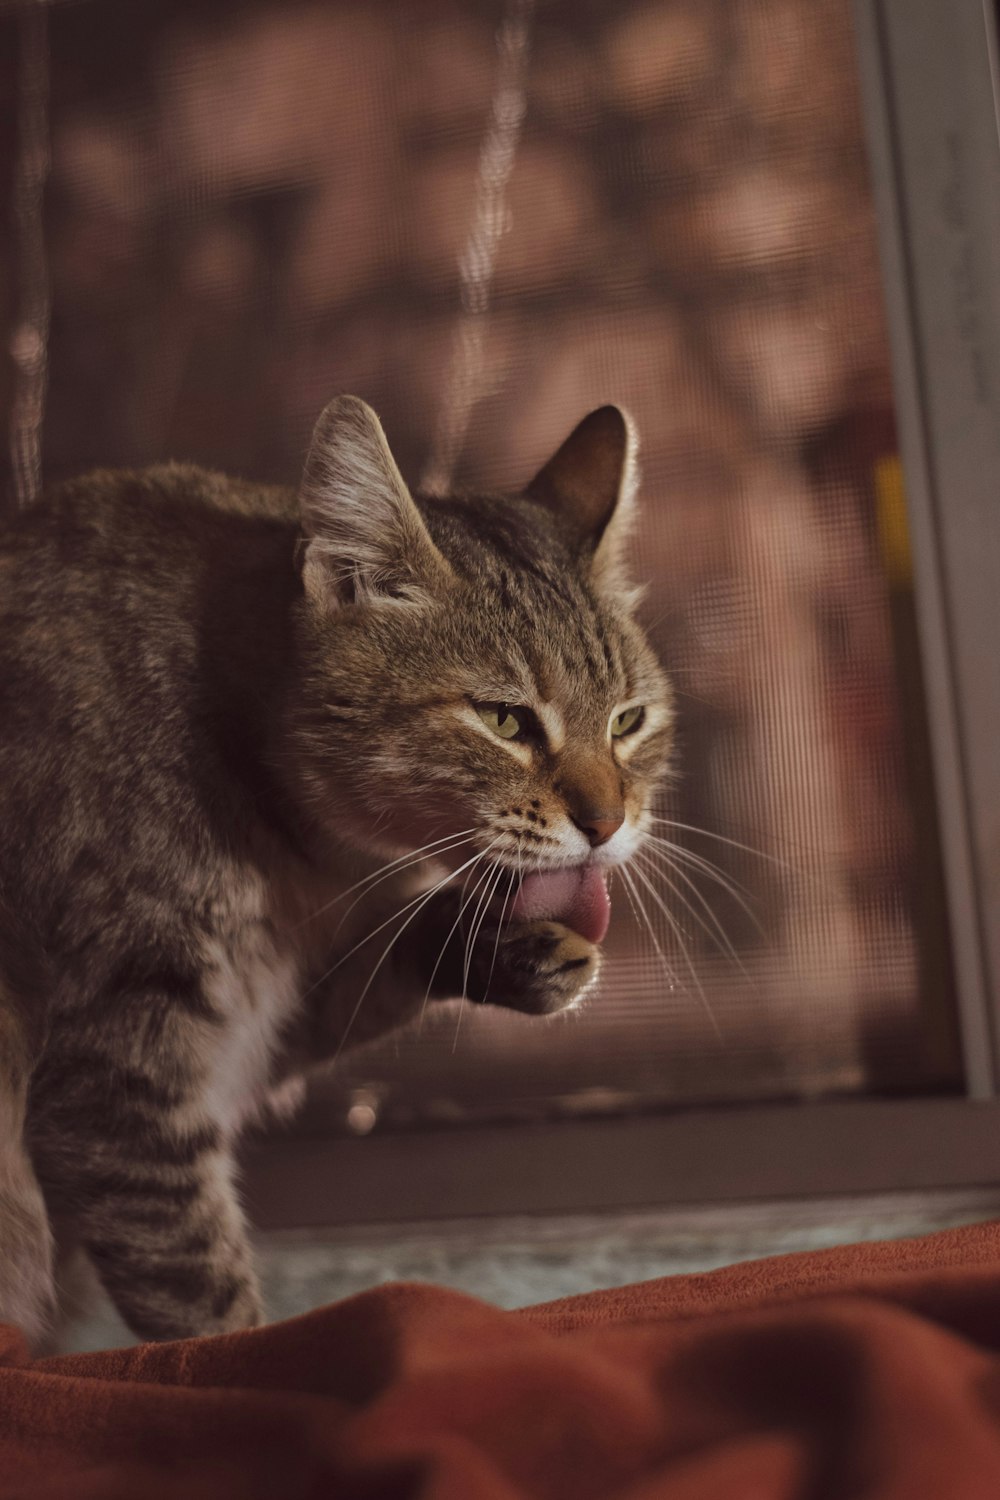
[[12, 462, 297, 532], [137, 463, 297, 523], [0, 463, 300, 626]]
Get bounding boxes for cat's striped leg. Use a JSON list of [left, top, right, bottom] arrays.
[[0, 994, 55, 1347], [29, 999, 262, 1343], [81, 1148, 261, 1343]]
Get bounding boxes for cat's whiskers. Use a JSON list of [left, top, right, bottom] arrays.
[[417, 849, 496, 1030], [460, 862, 508, 1041], [331, 839, 503, 1060], [326, 831, 482, 941], [618, 862, 679, 997], [619, 860, 723, 1042], [445, 853, 494, 1040], [642, 831, 756, 904], [293, 827, 479, 931], [483, 859, 519, 1004], [304, 841, 494, 1000], [635, 844, 746, 967], [647, 815, 793, 872], [453, 859, 508, 1052], [640, 833, 766, 940], [633, 846, 751, 983], [626, 859, 722, 1040], [460, 860, 500, 998]]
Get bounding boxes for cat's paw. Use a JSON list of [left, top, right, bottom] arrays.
[[472, 919, 601, 1014]]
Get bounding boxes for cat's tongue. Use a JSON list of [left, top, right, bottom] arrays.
[[510, 865, 611, 944]]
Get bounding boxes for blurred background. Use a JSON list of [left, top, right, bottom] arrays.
[[0, 0, 960, 1141]]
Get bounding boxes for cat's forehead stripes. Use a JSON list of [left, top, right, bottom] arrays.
[[517, 599, 628, 722], [533, 700, 566, 754], [485, 549, 625, 695], [413, 488, 662, 761], [501, 554, 622, 698]]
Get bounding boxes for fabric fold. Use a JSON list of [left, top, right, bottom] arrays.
[[1, 1220, 999, 1498]]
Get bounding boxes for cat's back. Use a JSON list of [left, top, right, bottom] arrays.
[[0, 465, 303, 899], [1, 460, 298, 637], [0, 462, 296, 588]]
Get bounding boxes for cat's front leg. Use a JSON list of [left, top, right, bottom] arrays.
[[28, 991, 262, 1343], [0, 1052, 55, 1345], [470, 918, 601, 1014], [292, 883, 601, 1069], [404, 888, 602, 1016]]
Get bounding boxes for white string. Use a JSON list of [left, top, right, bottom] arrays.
[[9, 0, 51, 511], [420, 0, 535, 496]]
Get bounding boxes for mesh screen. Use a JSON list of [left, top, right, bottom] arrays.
[[1, 0, 961, 1131]]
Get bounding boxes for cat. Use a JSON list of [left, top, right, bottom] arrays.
[[0, 396, 673, 1347]]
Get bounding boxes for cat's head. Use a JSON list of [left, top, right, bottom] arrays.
[[291, 396, 672, 925]]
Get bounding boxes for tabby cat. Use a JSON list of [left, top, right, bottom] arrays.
[[0, 396, 672, 1347]]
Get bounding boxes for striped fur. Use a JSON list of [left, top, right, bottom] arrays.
[[0, 398, 672, 1346]]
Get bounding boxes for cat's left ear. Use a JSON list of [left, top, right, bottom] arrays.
[[298, 396, 452, 610], [525, 405, 639, 597]]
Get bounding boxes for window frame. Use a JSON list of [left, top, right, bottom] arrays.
[[246, 0, 1000, 1231]]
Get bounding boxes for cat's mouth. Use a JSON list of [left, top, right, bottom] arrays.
[[508, 864, 611, 944]]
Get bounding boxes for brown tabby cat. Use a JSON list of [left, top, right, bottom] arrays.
[[0, 397, 672, 1347]]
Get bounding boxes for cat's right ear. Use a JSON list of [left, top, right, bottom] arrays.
[[298, 396, 452, 610], [525, 405, 639, 599]]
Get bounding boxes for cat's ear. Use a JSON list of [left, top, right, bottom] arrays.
[[298, 396, 452, 609], [525, 406, 639, 597]]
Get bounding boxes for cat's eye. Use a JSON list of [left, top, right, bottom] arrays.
[[610, 705, 644, 738], [475, 702, 528, 740]]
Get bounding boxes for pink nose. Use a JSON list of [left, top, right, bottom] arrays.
[[573, 812, 625, 847]]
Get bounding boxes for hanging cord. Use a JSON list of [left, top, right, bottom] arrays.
[[420, 0, 535, 496], [9, 1, 51, 511]]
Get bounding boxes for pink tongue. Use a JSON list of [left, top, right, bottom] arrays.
[[510, 866, 611, 944]]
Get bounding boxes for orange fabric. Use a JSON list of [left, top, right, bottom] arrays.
[[3, 1220, 1000, 1497]]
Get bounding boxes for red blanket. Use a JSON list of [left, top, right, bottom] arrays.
[[3, 1220, 1000, 1498]]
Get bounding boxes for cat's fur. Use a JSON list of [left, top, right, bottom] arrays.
[[0, 397, 672, 1346]]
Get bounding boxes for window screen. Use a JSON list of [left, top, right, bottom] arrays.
[[1, 0, 961, 1134]]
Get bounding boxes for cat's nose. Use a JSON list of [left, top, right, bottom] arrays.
[[573, 811, 625, 847]]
